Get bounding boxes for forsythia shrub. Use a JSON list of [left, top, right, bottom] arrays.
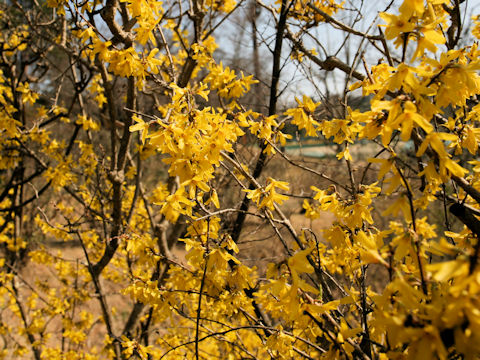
[[0, 0, 480, 359]]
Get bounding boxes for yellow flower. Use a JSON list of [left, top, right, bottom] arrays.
[[379, 12, 416, 41]]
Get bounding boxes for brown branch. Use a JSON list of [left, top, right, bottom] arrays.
[[285, 29, 366, 81], [195, 256, 208, 360], [10, 282, 41, 360], [307, 3, 383, 41], [229, 0, 292, 244], [394, 163, 428, 295], [449, 203, 480, 274], [451, 175, 480, 205], [100, 0, 134, 45], [92, 75, 136, 278], [74, 231, 122, 360]]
